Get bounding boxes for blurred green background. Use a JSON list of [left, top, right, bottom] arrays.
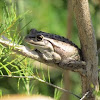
[[0, 0, 100, 100]]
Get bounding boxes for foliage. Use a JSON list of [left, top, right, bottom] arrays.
[[0, 0, 100, 100]]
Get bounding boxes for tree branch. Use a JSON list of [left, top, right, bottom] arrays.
[[0, 37, 86, 72], [0, 38, 41, 61], [72, 0, 99, 99]]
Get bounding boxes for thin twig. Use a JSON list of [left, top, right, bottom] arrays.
[[80, 91, 89, 100], [0, 75, 81, 99]]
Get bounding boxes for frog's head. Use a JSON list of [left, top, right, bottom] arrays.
[[25, 29, 54, 51]]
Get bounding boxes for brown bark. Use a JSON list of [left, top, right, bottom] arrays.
[[72, 0, 99, 100]]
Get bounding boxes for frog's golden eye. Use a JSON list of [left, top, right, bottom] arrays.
[[37, 35, 43, 41]]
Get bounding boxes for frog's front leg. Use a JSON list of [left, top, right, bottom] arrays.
[[52, 52, 61, 63], [41, 51, 61, 63]]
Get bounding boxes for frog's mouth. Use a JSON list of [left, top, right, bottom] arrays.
[[25, 39, 45, 46]]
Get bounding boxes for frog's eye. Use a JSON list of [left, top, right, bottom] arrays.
[[37, 35, 43, 41]]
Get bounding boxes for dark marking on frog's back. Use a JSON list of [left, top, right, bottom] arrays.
[[30, 29, 78, 48]]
